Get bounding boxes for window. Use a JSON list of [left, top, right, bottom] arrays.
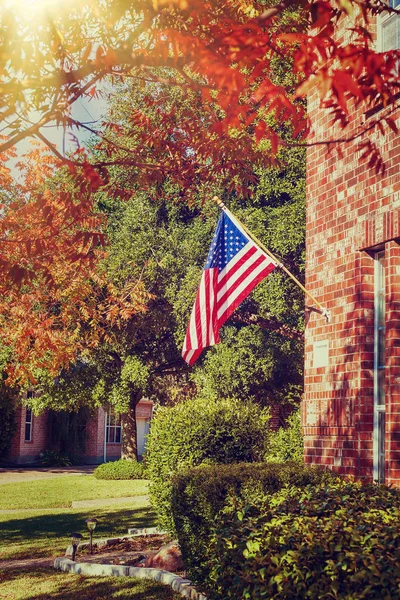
[[373, 251, 386, 483], [378, 1, 400, 52], [106, 409, 122, 444], [25, 408, 33, 442]]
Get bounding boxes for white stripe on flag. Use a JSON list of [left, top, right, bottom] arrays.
[[199, 272, 207, 346], [217, 245, 266, 302], [217, 258, 273, 321]]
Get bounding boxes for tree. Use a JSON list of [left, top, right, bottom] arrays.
[[0, 0, 398, 172], [29, 139, 306, 457], [0, 148, 149, 385], [2, 0, 398, 453], [0, 0, 398, 303]]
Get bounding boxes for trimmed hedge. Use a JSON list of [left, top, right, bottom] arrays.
[[208, 479, 400, 599], [93, 458, 145, 480], [171, 461, 336, 585], [145, 396, 270, 533]]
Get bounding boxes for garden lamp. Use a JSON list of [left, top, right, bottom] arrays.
[[86, 518, 98, 554], [70, 532, 83, 562]]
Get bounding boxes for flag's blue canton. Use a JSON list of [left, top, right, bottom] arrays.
[[205, 213, 248, 271]]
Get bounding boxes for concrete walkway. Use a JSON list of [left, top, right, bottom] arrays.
[[0, 465, 95, 485], [0, 495, 149, 514], [71, 495, 149, 508]]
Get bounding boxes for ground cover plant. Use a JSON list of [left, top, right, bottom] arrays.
[[0, 475, 148, 510], [208, 479, 400, 599], [0, 567, 180, 600], [93, 459, 146, 480]]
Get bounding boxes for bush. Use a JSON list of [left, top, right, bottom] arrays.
[[145, 396, 270, 532], [0, 385, 16, 458], [40, 450, 72, 466], [208, 479, 400, 600], [93, 458, 145, 480], [265, 409, 303, 463], [171, 461, 335, 585]]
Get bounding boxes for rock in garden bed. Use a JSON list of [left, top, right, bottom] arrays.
[[77, 534, 185, 574]]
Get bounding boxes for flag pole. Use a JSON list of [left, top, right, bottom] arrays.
[[213, 196, 331, 323]]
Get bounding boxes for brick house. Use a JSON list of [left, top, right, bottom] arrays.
[[303, 6, 400, 484], [6, 397, 153, 465]]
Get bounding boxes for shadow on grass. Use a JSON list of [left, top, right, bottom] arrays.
[[0, 567, 179, 600], [0, 505, 156, 560]]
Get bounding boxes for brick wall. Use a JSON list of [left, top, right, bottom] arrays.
[[6, 400, 153, 465], [304, 20, 400, 484], [7, 406, 49, 464]]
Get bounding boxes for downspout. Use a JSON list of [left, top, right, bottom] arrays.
[[103, 408, 107, 463]]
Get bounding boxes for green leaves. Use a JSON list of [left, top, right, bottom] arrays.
[[145, 396, 271, 534], [207, 478, 400, 600]]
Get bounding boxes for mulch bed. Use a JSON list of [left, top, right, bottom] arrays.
[[77, 534, 174, 568]]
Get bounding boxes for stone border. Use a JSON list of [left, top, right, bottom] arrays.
[[56, 527, 207, 600], [54, 558, 207, 600]]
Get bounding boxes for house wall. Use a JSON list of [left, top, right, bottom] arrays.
[[7, 406, 49, 465], [6, 400, 153, 465], [304, 38, 400, 484], [78, 401, 153, 464]]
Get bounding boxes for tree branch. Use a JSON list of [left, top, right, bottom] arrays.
[[230, 312, 303, 341], [288, 100, 400, 149], [258, 0, 293, 22]]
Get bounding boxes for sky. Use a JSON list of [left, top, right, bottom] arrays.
[[8, 90, 109, 178]]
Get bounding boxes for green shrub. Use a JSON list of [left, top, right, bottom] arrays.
[[93, 458, 145, 480], [0, 385, 16, 458], [171, 461, 335, 585], [208, 479, 400, 600], [265, 409, 303, 463], [145, 396, 270, 532], [40, 450, 72, 466]]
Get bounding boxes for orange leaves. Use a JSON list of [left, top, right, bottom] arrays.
[[153, 0, 189, 9], [0, 145, 151, 385]]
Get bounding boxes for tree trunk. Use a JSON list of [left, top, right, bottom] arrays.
[[121, 391, 140, 461]]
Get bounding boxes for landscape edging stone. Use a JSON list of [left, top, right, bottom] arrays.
[[54, 558, 207, 600], [56, 526, 207, 600]]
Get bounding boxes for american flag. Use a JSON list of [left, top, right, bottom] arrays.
[[182, 207, 277, 365]]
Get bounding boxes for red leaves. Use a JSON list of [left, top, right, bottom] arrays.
[[0, 147, 150, 385]]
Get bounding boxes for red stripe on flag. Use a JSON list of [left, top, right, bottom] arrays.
[[217, 253, 267, 312], [211, 267, 220, 344], [218, 246, 258, 290], [218, 263, 276, 327]]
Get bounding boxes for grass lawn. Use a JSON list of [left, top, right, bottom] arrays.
[[0, 500, 155, 560], [0, 475, 178, 598], [0, 476, 149, 510], [0, 567, 181, 599]]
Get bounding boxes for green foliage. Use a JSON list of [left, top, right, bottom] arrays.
[[39, 450, 72, 467], [47, 407, 90, 456], [0, 359, 17, 458], [265, 409, 303, 463], [0, 393, 16, 458], [93, 459, 146, 480], [171, 461, 334, 585], [145, 396, 270, 533], [208, 479, 400, 600]]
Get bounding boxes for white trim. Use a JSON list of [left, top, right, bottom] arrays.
[[373, 251, 386, 483], [377, 1, 400, 52]]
